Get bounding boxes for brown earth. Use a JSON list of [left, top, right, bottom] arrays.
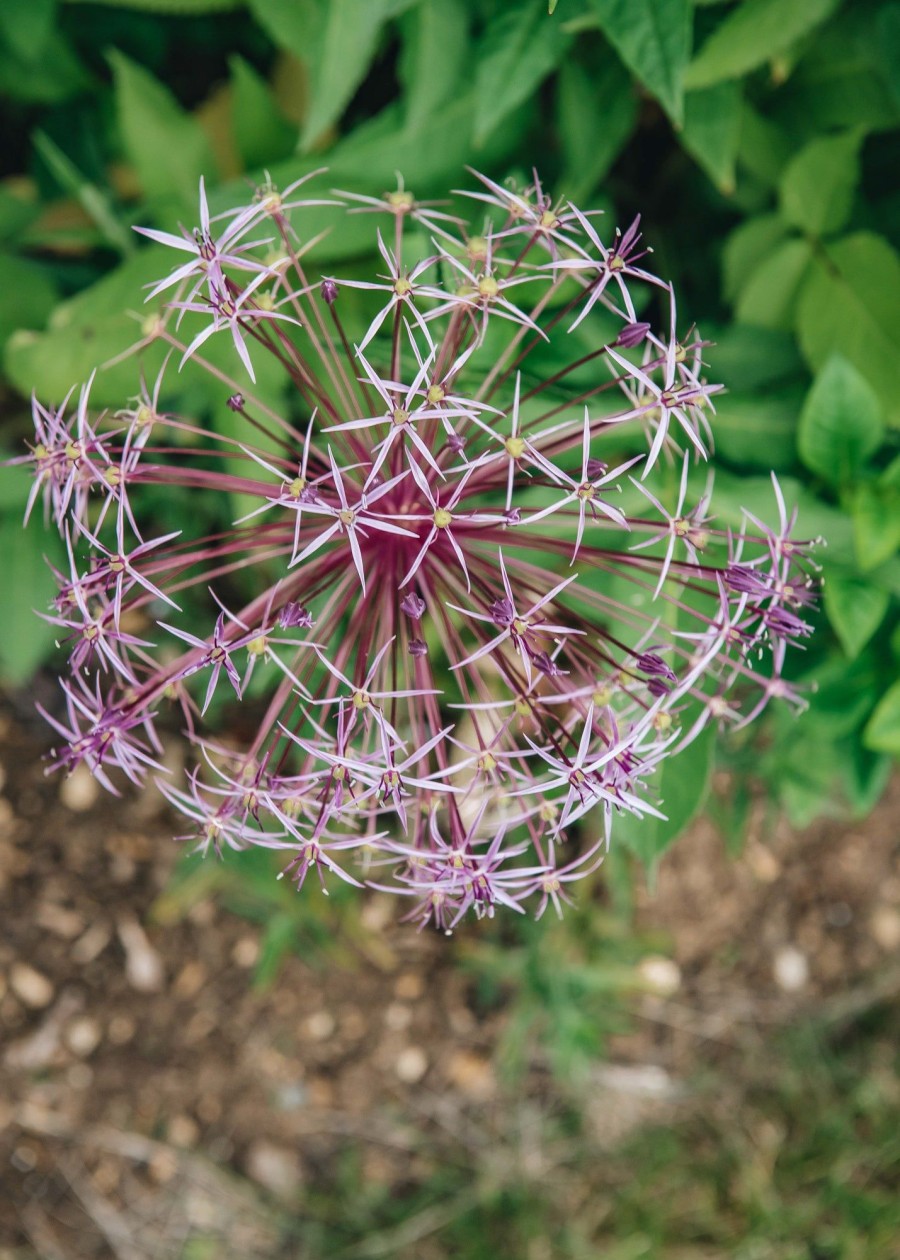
[[1, 700, 898, 1259]]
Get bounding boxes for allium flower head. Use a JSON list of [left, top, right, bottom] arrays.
[[21, 169, 818, 929]]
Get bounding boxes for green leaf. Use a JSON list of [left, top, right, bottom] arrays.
[[874, 2, 900, 113], [712, 386, 804, 469], [300, 0, 420, 150], [864, 680, 900, 756], [109, 50, 216, 201], [229, 56, 296, 170], [734, 237, 813, 331], [797, 355, 884, 485], [685, 0, 841, 89], [615, 723, 715, 867], [706, 323, 802, 393], [0, 514, 64, 684], [796, 232, 900, 428], [680, 81, 741, 192], [0, 27, 89, 104], [247, 0, 321, 63], [852, 482, 900, 572], [589, 0, 691, 124], [3, 247, 173, 404], [66, 0, 241, 8], [0, 0, 55, 61], [779, 130, 862, 239], [722, 214, 786, 303], [736, 104, 792, 188], [474, 0, 569, 145], [557, 58, 637, 202], [33, 130, 134, 257], [0, 254, 59, 352], [823, 576, 890, 659], [399, 0, 469, 130]]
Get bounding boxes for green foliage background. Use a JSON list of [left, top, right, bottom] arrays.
[[0, 0, 897, 840]]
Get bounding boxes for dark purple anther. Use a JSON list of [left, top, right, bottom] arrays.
[[227, 393, 245, 412], [279, 602, 315, 629], [400, 592, 426, 620], [636, 652, 677, 683], [408, 639, 428, 657], [724, 565, 771, 598], [586, 458, 608, 480], [490, 597, 515, 628], [615, 321, 651, 349], [533, 651, 568, 677], [646, 677, 673, 697], [321, 278, 339, 305]]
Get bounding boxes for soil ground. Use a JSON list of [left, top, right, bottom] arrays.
[[1, 699, 898, 1259]]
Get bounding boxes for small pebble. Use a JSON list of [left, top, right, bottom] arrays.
[[245, 1140, 303, 1199], [117, 917, 164, 993], [638, 955, 682, 996], [394, 971, 424, 1001], [304, 1011, 335, 1041], [167, 1114, 199, 1148], [71, 923, 112, 965], [773, 945, 809, 992], [59, 764, 99, 812], [871, 905, 900, 951], [383, 1002, 413, 1031], [35, 903, 85, 940], [107, 1013, 137, 1045], [232, 935, 259, 968], [10, 964, 54, 1009], [395, 1046, 428, 1083], [65, 1016, 102, 1058], [446, 1050, 494, 1100]]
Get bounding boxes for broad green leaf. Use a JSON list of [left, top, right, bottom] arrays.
[[33, 130, 134, 256], [712, 386, 804, 470], [229, 56, 296, 170], [681, 81, 741, 192], [300, 0, 420, 149], [0, 0, 55, 62], [797, 355, 884, 485], [797, 232, 900, 427], [0, 514, 64, 684], [398, 0, 469, 130], [734, 237, 813, 331], [852, 482, 900, 572], [0, 27, 89, 103], [844, 745, 892, 819], [685, 0, 841, 89], [779, 130, 862, 239], [474, 0, 569, 145], [557, 58, 637, 202], [109, 50, 217, 201], [589, 0, 691, 124], [874, 2, 900, 112], [247, 0, 321, 63], [4, 246, 174, 404], [0, 189, 38, 244], [66, 0, 241, 8], [736, 104, 792, 188], [706, 323, 802, 393], [864, 680, 900, 756], [615, 723, 715, 867], [722, 214, 786, 303], [823, 576, 890, 659], [0, 254, 59, 351]]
